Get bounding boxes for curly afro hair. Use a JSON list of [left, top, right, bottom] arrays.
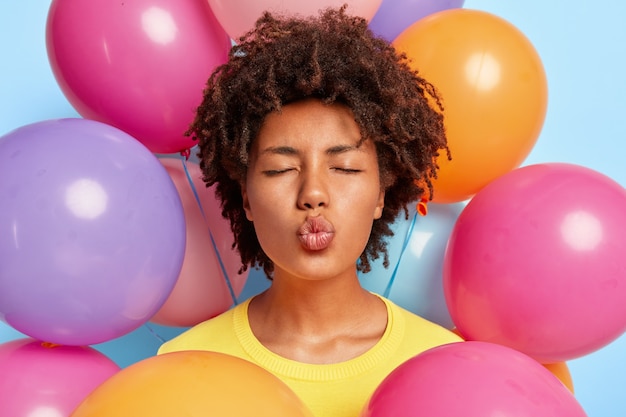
[[188, 5, 449, 278]]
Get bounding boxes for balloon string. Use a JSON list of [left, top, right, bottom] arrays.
[[143, 322, 166, 344], [383, 210, 418, 298], [181, 157, 239, 306]]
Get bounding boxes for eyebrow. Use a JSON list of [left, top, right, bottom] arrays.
[[260, 146, 299, 156], [260, 144, 363, 156]]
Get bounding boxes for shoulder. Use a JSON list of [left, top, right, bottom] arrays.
[[382, 296, 463, 349], [157, 300, 247, 355]]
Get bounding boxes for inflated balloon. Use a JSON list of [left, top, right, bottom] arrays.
[[208, 0, 383, 40], [71, 351, 313, 417], [359, 202, 464, 328], [0, 338, 120, 417], [46, 0, 230, 154], [369, 0, 465, 41], [151, 157, 248, 327], [0, 119, 185, 345], [452, 325, 575, 393], [544, 362, 574, 394], [444, 163, 626, 363], [362, 341, 587, 417], [394, 9, 548, 203]]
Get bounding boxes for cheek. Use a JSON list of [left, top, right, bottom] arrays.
[[337, 188, 383, 231], [338, 208, 378, 258], [242, 176, 277, 221], [340, 178, 383, 215], [244, 184, 288, 227]]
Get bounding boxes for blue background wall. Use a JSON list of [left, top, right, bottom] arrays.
[[1, 1, 625, 416]]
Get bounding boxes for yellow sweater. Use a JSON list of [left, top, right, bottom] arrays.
[[158, 295, 461, 417]]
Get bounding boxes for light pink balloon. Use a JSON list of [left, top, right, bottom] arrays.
[[363, 341, 587, 417], [46, 0, 231, 154], [0, 338, 120, 417], [208, 0, 383, 40], [444, 163, 626, 363], [151, 158, 248, 327]]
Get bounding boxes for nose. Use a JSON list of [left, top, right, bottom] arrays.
[[297, 170, 329, 211]]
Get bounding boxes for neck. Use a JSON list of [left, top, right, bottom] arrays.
[[246, 269, 389, 364], [251, 270, 376, 334]]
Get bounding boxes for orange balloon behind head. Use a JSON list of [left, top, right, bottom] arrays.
[[394, 9, 548, 203], [70, 351, 313, 417]]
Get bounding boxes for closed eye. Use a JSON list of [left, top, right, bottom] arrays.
[[333, 167, 362, 174], [262, 168, 294, 176]]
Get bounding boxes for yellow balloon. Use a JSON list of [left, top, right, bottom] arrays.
[[394, 9, 548, 203], [71, 351, 313, 417]]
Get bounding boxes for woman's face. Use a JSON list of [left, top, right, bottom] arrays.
[[243, 99, 385, 283]]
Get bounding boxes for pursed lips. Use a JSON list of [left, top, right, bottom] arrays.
[[297, 216, 335, 251]]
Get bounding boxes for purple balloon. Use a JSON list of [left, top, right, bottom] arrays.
[[0, 118, 185, 346], [369, 0, 465, 41]]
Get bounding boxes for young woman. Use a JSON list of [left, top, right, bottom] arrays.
[[159, 7, 461, 416]]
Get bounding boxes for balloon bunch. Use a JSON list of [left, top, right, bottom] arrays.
[[1, 0, 624, 415], [0, 0, 256, 414], [363, 4, 547, 326], [359, 4, 626, 417]]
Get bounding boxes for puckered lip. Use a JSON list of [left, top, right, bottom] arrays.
[[297, 216, 335, 251]]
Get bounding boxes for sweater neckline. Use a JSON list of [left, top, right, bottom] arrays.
[[232, 295, 405, 381]]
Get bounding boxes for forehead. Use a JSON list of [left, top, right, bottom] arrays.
[[253, 99, 365, 151]]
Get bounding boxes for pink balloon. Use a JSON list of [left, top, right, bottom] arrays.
[[443, 163, 626, 363], [208, 0, 383, 40], [150, 158, 248, 327], [363, 341, 587, 417], [46, 0, 231, 154], [0, 338, 120, 417]]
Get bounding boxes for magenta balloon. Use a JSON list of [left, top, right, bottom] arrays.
[[361, 342, 586, 417], [0, 338, 120, 417], [369, 0, 465, 41], [46, 0, 231, 154], [0, 119, 185, 346], [363, 341, 587, 416], [443, 163, 626, 363]]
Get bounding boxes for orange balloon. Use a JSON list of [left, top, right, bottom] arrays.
[[394, 9, 548, 203], [543, 361, 575, 394], [71, 351, 313, 417]]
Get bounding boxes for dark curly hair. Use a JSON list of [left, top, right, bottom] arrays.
[[188, 5, 449, 278]]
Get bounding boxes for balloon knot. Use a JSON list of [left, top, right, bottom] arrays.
[[417, 198, 428, 216], [180, 148, 191, 160], [41, 342, 62, 349]]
